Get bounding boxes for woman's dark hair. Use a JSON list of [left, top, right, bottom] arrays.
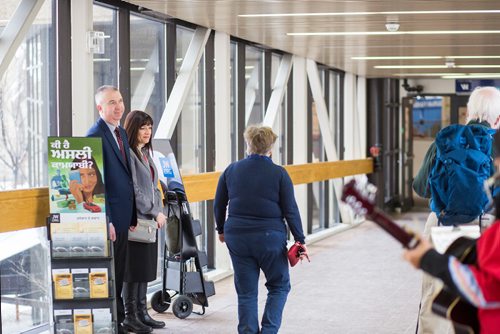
[[124, 110, 154, 159], [71, 156, 105, 195]]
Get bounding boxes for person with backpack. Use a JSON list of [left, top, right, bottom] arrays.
[[412, 86, 500, 334], [403, 131, 500, 334]]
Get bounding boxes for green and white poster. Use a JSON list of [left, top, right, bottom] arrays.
[[48, 137, 106, 223]]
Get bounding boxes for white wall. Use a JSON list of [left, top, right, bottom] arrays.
[[401, 78, 455, 97]]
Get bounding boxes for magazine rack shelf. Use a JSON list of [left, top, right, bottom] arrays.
[[48, 218, 117, 334]]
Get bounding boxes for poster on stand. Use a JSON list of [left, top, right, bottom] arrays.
[[48, 137, 106, 224], [151, 139, 186, 194]]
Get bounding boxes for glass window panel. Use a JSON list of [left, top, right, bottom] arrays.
[[311, 102, 325, 231], [230, 41, 237, 162], [0, 0, 23, 34], [129, 14, 167, 285], [130, 14, 166, 128], [329, 71, 341, 224], [310, 68, 328, 231], [1, 228, 51, 333], [93, 5, 118, 92], [175, 26, 207, 252], [245, 46, 263, 126], [0, 0, 53, 190], [269, 53, 287, 165]]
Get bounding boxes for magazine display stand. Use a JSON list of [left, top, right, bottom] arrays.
[[47, 137, 117, 334], [48, 217, 117, 334]]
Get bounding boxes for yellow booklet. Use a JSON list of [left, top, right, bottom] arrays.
[[89, 268, 108, 298], [73, 309, 92, 334], [52, 270, 73, 299]]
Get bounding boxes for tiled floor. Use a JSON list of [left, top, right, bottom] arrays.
[[149, 210, 430, 334]]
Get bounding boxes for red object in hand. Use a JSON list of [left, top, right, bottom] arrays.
[[287, 241, 309, 267]]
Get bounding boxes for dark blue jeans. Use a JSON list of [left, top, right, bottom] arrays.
[[225, 228, 291, 334]]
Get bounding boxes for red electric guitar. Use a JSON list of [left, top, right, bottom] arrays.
[[342, 179, 479, 334]]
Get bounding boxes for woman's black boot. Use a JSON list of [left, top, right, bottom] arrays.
[[137, 282, 166, 329], [122, 282, 153, 333]]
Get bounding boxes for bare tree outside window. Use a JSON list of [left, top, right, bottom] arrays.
[[0, 46, 30, 189]]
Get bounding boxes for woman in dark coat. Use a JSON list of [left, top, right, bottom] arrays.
[[123, 110, 166, 333], [214, 125, 308, 334]]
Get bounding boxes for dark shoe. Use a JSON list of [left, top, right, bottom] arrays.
[[137, 311, 166, 329]]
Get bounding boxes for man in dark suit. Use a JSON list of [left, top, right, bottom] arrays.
[[88, 86, 136, 333]]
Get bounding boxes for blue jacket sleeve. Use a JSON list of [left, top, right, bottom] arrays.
[[213, 171, 229, 234], [279, 168, 305, 244]]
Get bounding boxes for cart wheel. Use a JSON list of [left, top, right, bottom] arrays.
[[172, 295, 193, 319], [151, 290, 171, 313]]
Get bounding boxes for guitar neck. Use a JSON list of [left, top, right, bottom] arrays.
[[368, 210, 419, 249]]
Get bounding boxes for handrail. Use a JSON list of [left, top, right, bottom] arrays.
[[0, 158, 373, 233], [183, 158, 373, 202]]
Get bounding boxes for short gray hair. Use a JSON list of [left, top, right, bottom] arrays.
[[95, 85, 119, 106], [466, 86, 500, 128], [244, 125, 277, 155]]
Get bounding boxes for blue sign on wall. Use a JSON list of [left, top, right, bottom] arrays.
[[456, 79, 500, 94]]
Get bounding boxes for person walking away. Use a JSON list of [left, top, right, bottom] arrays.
[[214, 125, 309, 334]]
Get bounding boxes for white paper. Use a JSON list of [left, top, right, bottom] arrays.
[[430, 225, 480, 254]]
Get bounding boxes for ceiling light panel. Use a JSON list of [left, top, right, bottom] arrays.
[[288, 30, 500, 37], [239, 10, 500, 18], [376, 65, 500, 69], [353, 56, 500, 60]]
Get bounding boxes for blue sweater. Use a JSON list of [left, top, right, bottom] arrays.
[[214, 154, 305, 244]]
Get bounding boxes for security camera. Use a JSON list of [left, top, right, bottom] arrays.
[[385, 22, 400, 32]]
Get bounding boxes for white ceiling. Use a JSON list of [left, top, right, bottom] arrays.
[[124, 0, 500, 79]]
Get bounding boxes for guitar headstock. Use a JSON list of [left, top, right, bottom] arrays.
[[341, 179, 377, 216]]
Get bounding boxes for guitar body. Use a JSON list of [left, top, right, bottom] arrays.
[[431, 237, 479, 334]]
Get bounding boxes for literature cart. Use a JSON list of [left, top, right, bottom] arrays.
[[47, 137, 117, 334]]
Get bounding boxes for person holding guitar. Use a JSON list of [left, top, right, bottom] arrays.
[[403, 130, 500, 334]]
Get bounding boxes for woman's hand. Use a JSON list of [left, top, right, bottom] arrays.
[[156, 212, 167, 228], [129, 225, 137, 232], [299, 244, 310, 262], [403, 236, 433, 269], [69, 180, 84, 203], [218, 234, 225, 243]]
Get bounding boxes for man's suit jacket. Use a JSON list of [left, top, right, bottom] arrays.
[[87, 117, 135, 233], [128, 147, 162, 220]]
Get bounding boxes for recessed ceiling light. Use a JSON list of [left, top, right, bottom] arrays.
[[393, 73, 467, 77], [442, 74, 500, 79], [376, 65, 500, 69], [288, 30, 500, 37], [375, 65, 449, 69], [353, 56, 500, 60], [452, 56, 500, 59], [458, 65, 500, 68], [352, 56, 442, 60], [239, 10, 500, 18]]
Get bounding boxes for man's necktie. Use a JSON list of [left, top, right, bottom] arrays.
[[114, 127, 127, 163]]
